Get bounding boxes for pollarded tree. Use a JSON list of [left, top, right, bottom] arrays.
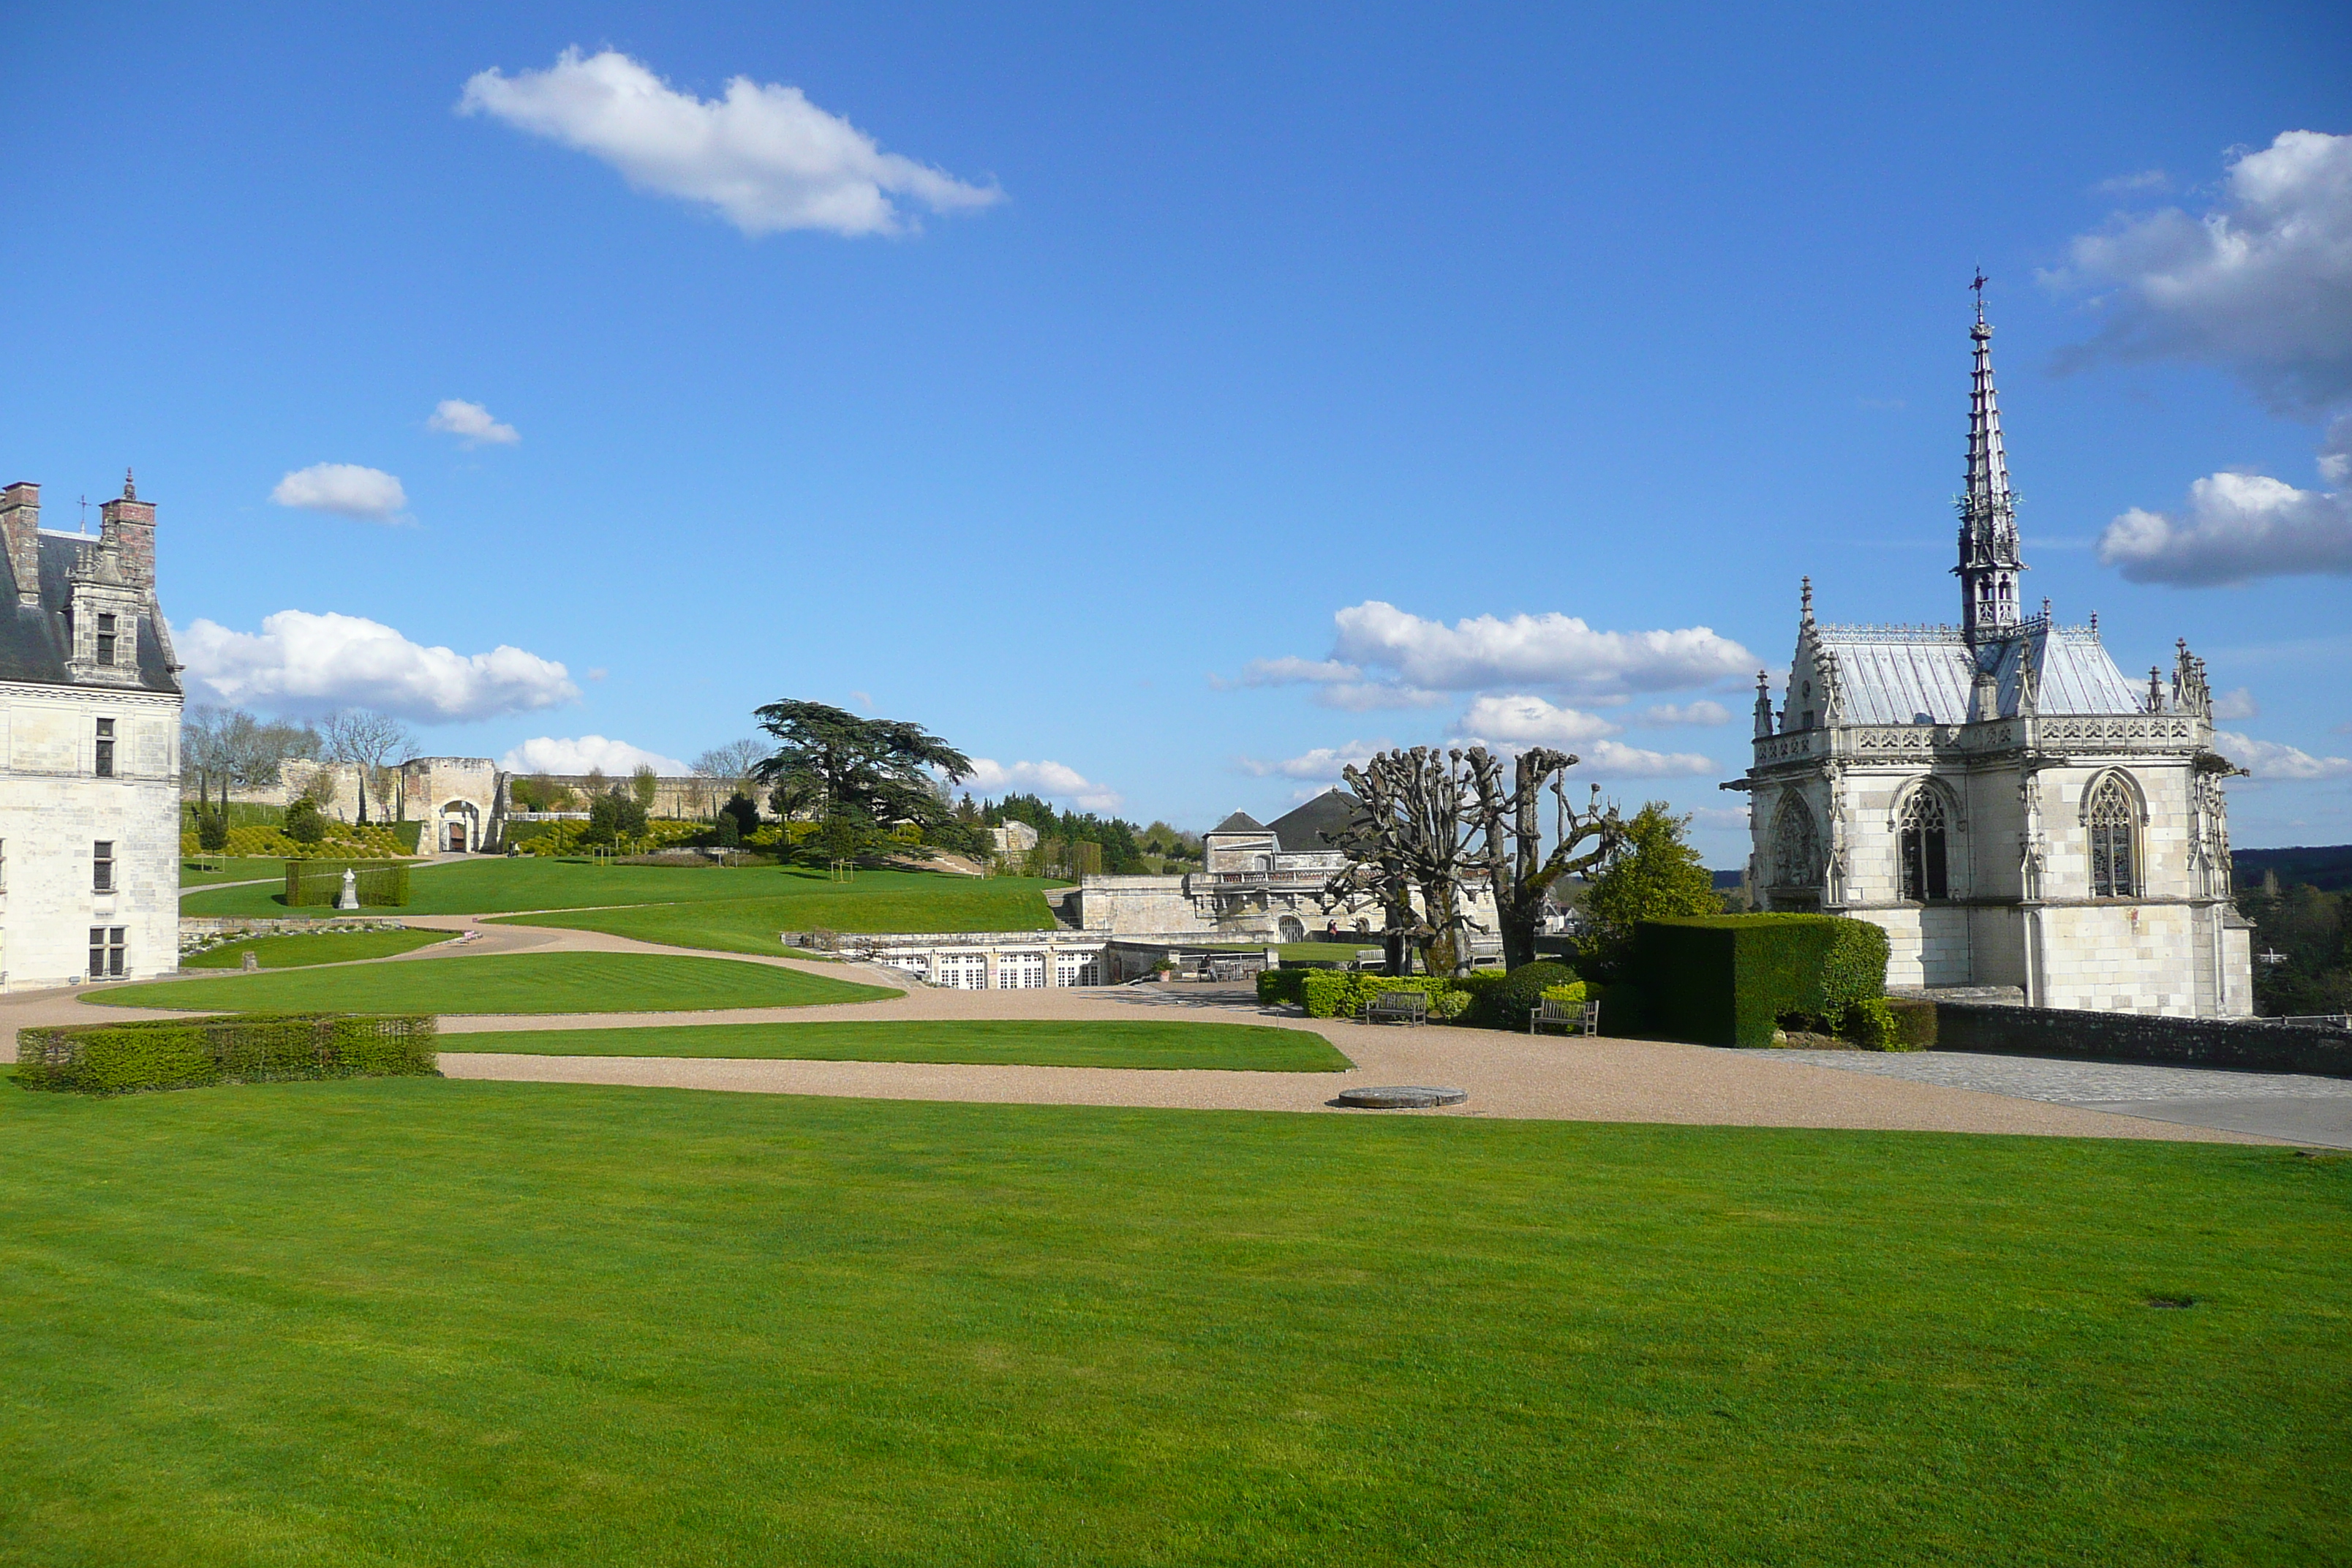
[[1324, 747, 1485, 976], [751, 699, 973, 837], [1463, 747, 1624, 970]]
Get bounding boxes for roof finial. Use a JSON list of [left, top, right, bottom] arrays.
[[2089, 611, 2099, 635], [122, 467, 136, 501], [1800, 576, 1814, 625], [1971, 267, 1988, 326], [2042, 595, 2051, 622]]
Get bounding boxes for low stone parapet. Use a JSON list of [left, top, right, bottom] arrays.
[[1937, 1001, 2351, 1078]]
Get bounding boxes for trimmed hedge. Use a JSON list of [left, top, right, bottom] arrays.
[[1259, 967, 1492, 1022], [1884, 995, 1937, 1051], [14, 1012, 437, 1095], [1256, 968, 1311, 1009], [1627, 915, 1890, 1048], [284, 859, 411, 908]]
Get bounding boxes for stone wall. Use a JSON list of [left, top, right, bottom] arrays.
[[1937, 1000, 2351, 1078], [1, 679, 181, 990]]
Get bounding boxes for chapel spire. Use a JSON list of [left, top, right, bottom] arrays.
[[1955, 273, 2025, 643]]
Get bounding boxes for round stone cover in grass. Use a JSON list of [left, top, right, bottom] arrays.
[[1335, 1085, 1468, 1109]]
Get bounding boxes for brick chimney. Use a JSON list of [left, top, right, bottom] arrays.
[[0, 480, 38, 604], [98, 469, 155, 589]]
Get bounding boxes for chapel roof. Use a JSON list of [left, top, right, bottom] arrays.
[[1806, 618, 2143, 725]]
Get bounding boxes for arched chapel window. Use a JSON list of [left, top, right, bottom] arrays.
[[1899, 789, 1948, 902], [1771, 794, 1820, 889], [2087, 775, 2138, 898]]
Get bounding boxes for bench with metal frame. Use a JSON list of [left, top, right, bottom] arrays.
[[1361, 990, 1430, 1028], [1530, 996, 1601, 1036]]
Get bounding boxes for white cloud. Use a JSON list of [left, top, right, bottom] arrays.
[[2210, 687, 2261, 720], [1691, 805, 1751, 829], [1454, 693, 1716, 777], [502, 736, 689, 775], [1635, 700, 1732, 727], [427, 399, 520, 447], [1332, 601, 1753, 696], [1574, 740, 1720, 778], [270, 463, 407, 522], [178, 610, 578, 722], [2215, 728, 2352, 780], [2097, 447, 2352, 584], [2049, 129, 2352, 415], [1238, 739, 1390, 782], [1226, 601, 1754, 708], [459, 48, 1001, 238], [1455, 694, 1622, 747], [964, 758, 1123, 813], [2095, 168, 2171, 195]]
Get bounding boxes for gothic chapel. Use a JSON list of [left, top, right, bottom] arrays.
[[1728, 293, 2253, 1017]]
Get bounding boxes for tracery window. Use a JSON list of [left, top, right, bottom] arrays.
[[1899, 788, 1948, 902], [1770, 794, 1820, 889], [2086, 775, 2138, 898]]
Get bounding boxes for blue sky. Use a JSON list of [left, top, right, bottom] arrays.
[[4, 1, 2348, 862]]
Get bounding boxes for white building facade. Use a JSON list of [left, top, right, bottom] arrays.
[[1728, 299, 2253, 1017], [0, 474, 182, 990]]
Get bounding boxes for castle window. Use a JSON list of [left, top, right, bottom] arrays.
[[2087, 776, 2138, 897], [96, 612, 117, 666], [88, 927, 126, 979], [1899, 790, 1948, 902], [1770, 794, 1820, 889], [95, 718, 115, 777], [93, 841, 115, 893]]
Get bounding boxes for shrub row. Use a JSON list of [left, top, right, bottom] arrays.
[[15, 1013, 439, 1095], [182, 822, 416, 859], [284, 859, 412, 908], [1255, 968, 1472, 1019]]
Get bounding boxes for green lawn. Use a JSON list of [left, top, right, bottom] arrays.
[[87, 952, 898, 1015], [178, 856, 287, 888], [0, 1083, 2345, 1565], [446, 1019, 1353, 1070], [178, 858, 1061, 938], [184, 928, 454, 970]]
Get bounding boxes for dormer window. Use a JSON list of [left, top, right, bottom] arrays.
[[96, 612, 117, 666]]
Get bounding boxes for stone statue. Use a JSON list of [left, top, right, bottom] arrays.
[[336, 867, 360, 911]]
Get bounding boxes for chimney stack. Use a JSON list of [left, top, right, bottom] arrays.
[[0, 480, 39, 604], [98, 469, 156, 589]]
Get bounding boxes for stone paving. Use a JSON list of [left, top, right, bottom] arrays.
[[1765, 1049, 2352, 1148]]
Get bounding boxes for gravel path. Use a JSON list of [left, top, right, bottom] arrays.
[[3, 909, 2285, 1145], [1765, 1048, 2352, 1148]]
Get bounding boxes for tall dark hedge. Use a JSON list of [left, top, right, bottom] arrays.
[[1627, 915, 1890, 1047]]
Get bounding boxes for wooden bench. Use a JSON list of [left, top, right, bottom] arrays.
[[1361, 991, 1430, 1028], [1530, 997, 1600, 1036]]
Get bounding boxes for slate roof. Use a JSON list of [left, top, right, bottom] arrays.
[[1812, 621, 2140, 725], [1267, 789, 1359, 853], [0, 534, 179, 693], [1207, 810, 1269, 836]]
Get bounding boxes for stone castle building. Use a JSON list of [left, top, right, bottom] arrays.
[[1728, 296, 2253, 1017], [1071, 789, 1500, 945], [0, 473, 182, 989]]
